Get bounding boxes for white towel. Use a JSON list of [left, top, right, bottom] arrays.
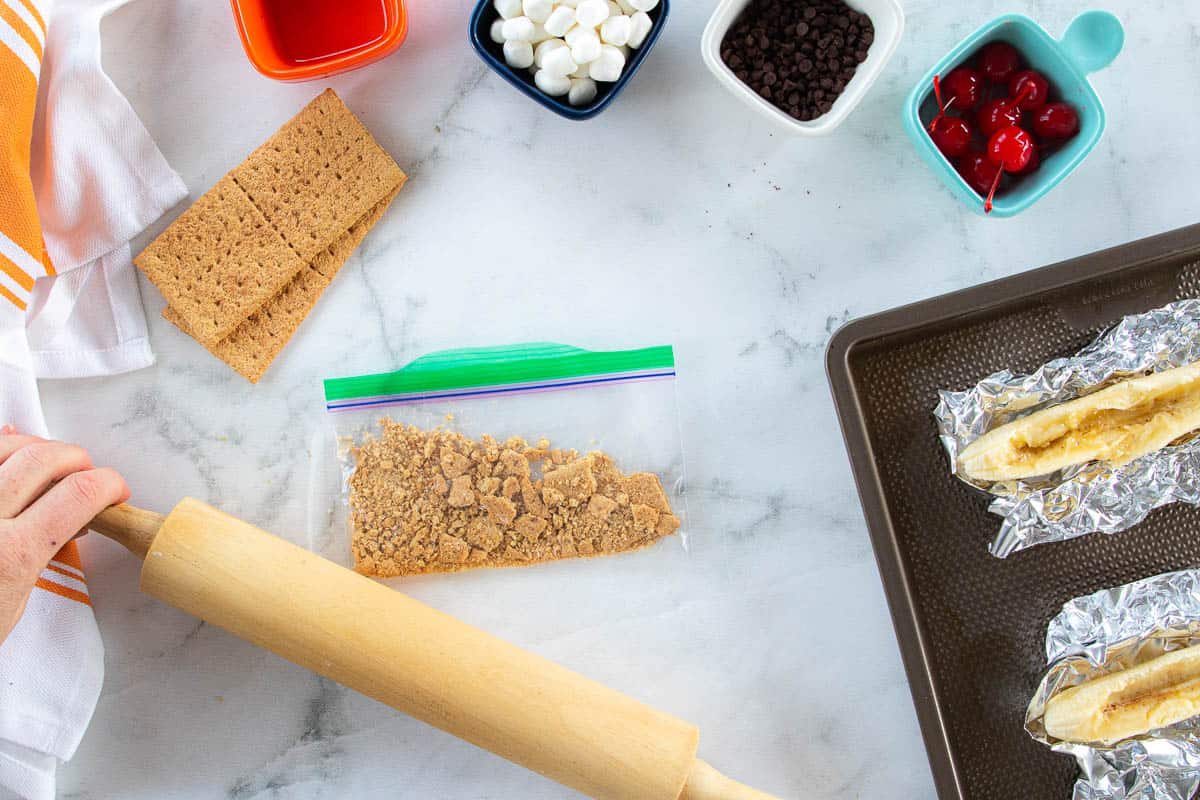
[[26, 245, 156, 379], [0, 0, 186, 797], [28, 0, 186, 380]]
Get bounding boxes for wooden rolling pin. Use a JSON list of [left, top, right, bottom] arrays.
[[91, 500, 779, 800]]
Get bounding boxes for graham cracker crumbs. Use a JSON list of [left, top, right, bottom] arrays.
[[348, 420, 680, 577]]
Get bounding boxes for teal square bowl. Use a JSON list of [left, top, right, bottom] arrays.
[[903, 11, 1123, 217]]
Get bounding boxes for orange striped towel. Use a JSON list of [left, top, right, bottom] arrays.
[[0, 3, 104, 798], [0, 1, 185, 797], [0, 0, 51, 311]]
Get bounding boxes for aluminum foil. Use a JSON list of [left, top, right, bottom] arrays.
[[934, 299, 1200, 558], [1026, 570, 1200, 800]]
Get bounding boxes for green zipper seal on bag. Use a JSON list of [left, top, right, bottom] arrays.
[[324, 343, 676, 410]]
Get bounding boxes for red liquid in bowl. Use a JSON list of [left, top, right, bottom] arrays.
[[262, 0, 389, 64]]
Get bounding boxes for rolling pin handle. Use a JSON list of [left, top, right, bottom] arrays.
[[89, 503, 165, 560], [680, 759, 782, 800]]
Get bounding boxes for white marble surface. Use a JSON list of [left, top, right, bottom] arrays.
[[36, 0, 1200, 797]]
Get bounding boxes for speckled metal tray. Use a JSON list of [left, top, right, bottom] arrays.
[[826, 223, 1200, 800]]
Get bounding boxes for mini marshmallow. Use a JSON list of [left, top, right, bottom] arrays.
[[557, 0, 581, 5], [490, 18, 506, 43], [627, 10, 651, 48], [588, 43, 625, 81], [608, 2, 621, 16], [523, 0, 553, 23], [564, 24, 589, 46], [629, 0, 658, 10], [571, 60, 592, 78], [534, 69, 571, 96], [569, 29, 602, 63], [495, 0, 523, 19], [575, 0, 610, 28], [530, 22, 555, 42], [534, 38, 566, 67], [600, 14, 631, 46], [501, 16, 536, 41], [568, 77, 598, 106], [543, 6, 576, 36], [615, 0, 636, 12], [540, 44, 578, 76], [503, 39, 535, 68]]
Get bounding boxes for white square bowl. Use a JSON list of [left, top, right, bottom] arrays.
[[701, 0, 904, 136]]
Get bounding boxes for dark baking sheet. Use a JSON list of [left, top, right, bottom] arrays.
[[826, 223, 1200, 800]]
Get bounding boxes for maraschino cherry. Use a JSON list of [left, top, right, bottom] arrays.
[[928, 74, 973, 157], [1014, 143, 1041, 175], [958, 151, 1002, 196], [978, 41, 1020, 84], [1008, 69, 1049, 111], [977, 96, 1023, 137], [982, 125, 1035, 212], [941, 67, 984, 111], [988, 126, 1035, 171], [931, 116, 972, 157], [1033, 102, 1080, 140]]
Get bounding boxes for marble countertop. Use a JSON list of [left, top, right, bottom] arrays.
[[41, 0, 1200, 797]]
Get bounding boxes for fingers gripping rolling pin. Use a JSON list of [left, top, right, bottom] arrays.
[[91, 500, 778, 800]]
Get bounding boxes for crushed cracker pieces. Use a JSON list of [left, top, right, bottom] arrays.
[[347, 421, 681, 577]]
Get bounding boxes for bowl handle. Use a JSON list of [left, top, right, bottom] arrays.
[[1059, 10, 1124, 74]]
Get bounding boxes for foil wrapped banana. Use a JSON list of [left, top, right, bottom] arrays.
[[1044, 643, 1200, 744], [957, 362, 1200, 482]]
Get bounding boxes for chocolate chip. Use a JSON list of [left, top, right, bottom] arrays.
[[719, 0, 874, 122]]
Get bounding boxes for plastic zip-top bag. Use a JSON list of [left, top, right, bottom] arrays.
[[309, 343, 688, 580]]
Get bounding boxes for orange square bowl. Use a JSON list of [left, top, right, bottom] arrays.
[[230, 0, 407, 81]]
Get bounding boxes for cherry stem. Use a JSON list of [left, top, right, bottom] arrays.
[[929, 75, 946, 131], [1013, 82, 1033, 108], [984, 166, 1002, 214]]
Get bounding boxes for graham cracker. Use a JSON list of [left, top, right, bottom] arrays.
[[136, 88, 405, 346], [230, 89, 406, 264], [164, 186, 401, 383], [134, 174, 307, 345]]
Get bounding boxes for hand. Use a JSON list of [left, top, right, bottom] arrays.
[[0, 427, 129, 644]]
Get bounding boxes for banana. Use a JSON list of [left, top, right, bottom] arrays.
[[1043, 644, 1200, 744], [957, 361, 1200, 482]]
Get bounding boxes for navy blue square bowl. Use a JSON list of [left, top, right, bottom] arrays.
[[469, 0, 669, 120]]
